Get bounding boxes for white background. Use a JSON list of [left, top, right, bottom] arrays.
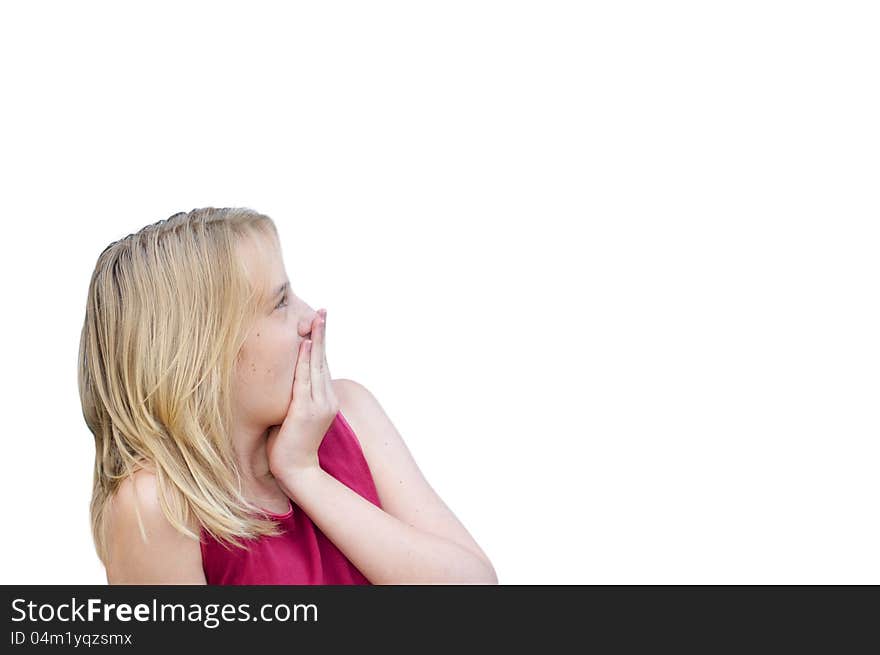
[[1, 1, 877, 584]]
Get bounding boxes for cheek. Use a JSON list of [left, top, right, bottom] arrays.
[[241, 334, 297, 384], [234, 340, 297, 420]]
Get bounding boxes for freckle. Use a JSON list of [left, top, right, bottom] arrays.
[[256, 332, 260, 337]]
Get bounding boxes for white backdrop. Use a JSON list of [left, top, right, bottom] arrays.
[[1, 1, 877, 584]]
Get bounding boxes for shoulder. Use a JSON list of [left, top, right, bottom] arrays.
[[331, 378, 389, 450], [105, 468, 206, 584], [332, 378, 375, 410], [108, 468, 163, 533], [330, 377, 401, 467], [332, 377, 367, 399]]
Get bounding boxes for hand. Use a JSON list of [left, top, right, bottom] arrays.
[[266, 308, 339, 477]]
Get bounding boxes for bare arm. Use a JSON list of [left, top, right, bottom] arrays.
[[104, 470, 207, 585], [275, 378, 497, 585], [279, 466, 496, 584]]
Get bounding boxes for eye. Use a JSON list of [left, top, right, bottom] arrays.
[[275, 293, 288, 310]]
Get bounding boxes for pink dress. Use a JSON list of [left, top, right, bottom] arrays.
[[200, 410, 382, 584]]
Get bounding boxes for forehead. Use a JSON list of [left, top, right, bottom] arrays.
[[236, 229, 285, 297]]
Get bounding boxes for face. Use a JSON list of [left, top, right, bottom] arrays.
[[231, 231, 319, 430]]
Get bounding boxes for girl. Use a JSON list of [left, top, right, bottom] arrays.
[[78, 207, 496, 585]]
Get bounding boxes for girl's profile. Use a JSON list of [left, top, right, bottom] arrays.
[[78, 207, 497, 585]]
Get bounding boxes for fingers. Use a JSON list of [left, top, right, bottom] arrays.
[[321, 311, 334, 402], [310, 309, 327, 404], [293, 337, 311, 405]]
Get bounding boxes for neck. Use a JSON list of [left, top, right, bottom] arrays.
[[232, 424, 275, 484]]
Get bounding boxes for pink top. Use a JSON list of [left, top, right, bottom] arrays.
[[199, 410, 383, 585]]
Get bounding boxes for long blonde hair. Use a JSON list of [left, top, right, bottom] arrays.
[[78, 207, 288, 567]]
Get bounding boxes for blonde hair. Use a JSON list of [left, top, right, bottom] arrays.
[[78, 207, 289, 567]]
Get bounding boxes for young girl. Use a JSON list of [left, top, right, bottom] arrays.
[[78, 207, 496, 585]]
